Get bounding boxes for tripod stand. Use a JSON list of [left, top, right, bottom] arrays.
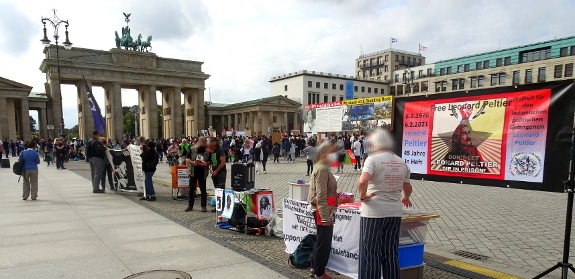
[[534, 142, 575, 278]]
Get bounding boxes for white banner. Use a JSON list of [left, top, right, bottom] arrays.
[[127, 145, 145, 194], [177, 168, 189, 187], [283, 198, 361, 279]]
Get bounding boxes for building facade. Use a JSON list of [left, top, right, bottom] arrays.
[[355, 48, 426, 82], [269, 70, 388, 106], [205, 95, 301, 136], [390, 36, 575, 96]]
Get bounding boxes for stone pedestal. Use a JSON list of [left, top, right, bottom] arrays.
[[104, 82, 123, 140], [76, 80, 95, 140]]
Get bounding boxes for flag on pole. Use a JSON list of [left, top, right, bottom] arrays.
[[419, 43, 428, 51], [391, 37, 398, 43], [82, 75, 105, 135]]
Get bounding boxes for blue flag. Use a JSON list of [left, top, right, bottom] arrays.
[[345, 81, 354, 100], [83, 75, 105, 135]]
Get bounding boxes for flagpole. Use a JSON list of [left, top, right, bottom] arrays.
[[389, 37, 392, 50], [418, 43, 420, 54]]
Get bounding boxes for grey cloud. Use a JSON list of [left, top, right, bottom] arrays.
[[0, 1, 37, 56]]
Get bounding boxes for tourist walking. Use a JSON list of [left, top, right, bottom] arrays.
[[272, 142, 281, 163], [307, 141, 338, 279], [303, 142, 315, 176], [86, 130, 106, 193], [185, 137, 210, 212], [357, 129, 413, 279], [20, 141, 40, 200], [253, 142, 262, 174], [352, 138, 362, 171], [54, 137, 67, 169], [261, 140, 269, 174], [140, 141, 159, 201]]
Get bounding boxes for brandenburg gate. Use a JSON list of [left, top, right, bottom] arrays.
[[39, 45, 209, 140]]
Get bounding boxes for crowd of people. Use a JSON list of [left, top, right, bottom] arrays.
[[6, 128, 412, 279]]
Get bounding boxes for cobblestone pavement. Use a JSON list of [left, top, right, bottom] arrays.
[[66, 159, 473, 279]]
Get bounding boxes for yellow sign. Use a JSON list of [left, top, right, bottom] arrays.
[[342, 96, 393, 105]]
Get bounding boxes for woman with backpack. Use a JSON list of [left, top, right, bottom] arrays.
[[20, 141, 41, 200], [140, 141, 158, 201]]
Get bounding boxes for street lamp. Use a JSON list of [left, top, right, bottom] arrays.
[[41, 9, 72, 138]]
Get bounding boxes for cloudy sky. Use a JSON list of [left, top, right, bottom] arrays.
[[1, 0, 574, 128]]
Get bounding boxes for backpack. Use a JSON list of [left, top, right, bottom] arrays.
[[288, 234, 316, 268], [13, 158, 25, 177]]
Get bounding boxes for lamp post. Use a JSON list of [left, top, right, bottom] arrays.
[[403, 68, 414, 96], [41, 9, 72, 138]]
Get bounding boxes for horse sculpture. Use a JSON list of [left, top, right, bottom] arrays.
[[114, 31, 121, 48], [141, 36, 152, 52], [115, 26, 152, 52]]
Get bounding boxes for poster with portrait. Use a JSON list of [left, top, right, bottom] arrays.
[[401, 89, 550, 183], [215, 188, 224, 211], [253, 192, 274, 220], [221, 190, 235, 219], [110, 149, 138, 191]]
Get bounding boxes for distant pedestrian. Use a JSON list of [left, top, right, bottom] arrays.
[[185, 138, 210, 212], [272, 142, 281, 163], [20, 141, 40, 200], [253, 142, 262, 174], [86, 131, 106, 193], [54, 137, 67, 169], [352, 138, 362, 171], [261, 141, 269, 174], [303, 142, 315, 176]]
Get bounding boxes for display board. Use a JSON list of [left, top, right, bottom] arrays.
[[395, 81, 575, 192], [303, 96, 393, 133]]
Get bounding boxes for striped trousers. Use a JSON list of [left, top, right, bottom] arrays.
[[359, 217, 401, 279]]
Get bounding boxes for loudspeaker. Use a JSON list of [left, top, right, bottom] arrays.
[[231, 163, 255, 191], [1, 158, 9, 168]]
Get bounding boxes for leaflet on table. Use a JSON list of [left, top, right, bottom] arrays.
[[401, 89, 550, 183]]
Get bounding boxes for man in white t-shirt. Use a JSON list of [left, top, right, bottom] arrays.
[[357, 128, 412, 279], [352, 138, 362, 171]]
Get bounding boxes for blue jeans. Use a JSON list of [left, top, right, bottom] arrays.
[[144, 171, 155, 197], [157, 150, 164, 162]]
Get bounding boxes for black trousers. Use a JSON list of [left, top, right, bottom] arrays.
[[313, 211, 333, 277], [359, 217, 401, 279], [307, 159, 314, 174], [189, 175, 207, 208], [273, 154, 280, 162], [262, 155, 268, 171], [212, 170, 226, 188], [56, 156, 65, 169], [101, 164, 114, 189], [355, 156, 362, 170]]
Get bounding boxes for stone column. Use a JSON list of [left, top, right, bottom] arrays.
[[38, 108, 48, 139], [161, 87, 182, 139], [6, 99, 17, 140], [207, 113, 213, 129], [261, 111, 271, 136], [183, 89, 196, 137], [197, 88, 205, 134], [19, 98, 31, 141], [0, 98, 8, 140], [48, 79, 63, 136], [283, 112, 289, 133], [138, 85, 159, 139], [104, 82, 123, 140], [254, 111, 262, 136], [76, 80, 95, 140], [235, 113, 241, 130], [293, 112, 299, 133]]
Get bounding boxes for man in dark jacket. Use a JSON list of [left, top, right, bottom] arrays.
[[140, 141, 158, 201], [86, 130, 106, 193], [185, 137, 211, 212]]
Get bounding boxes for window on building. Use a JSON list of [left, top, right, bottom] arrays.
[[340, 84, 344, 90], [324, 95, 328, 103], [554, 65, 563, 78], [418, 70, 423, 77], [538, 67, 546, 82], [525, 69, 533, 83], [483, 60, 489, 69], [408, 57, 411, 66], [284, 85, 288, 91], [457, 65, 463, 73], [513, 71, 520, 85], [322, 83, 327, 89], [307, 93, 311, 105], [384, 75, 388, 81], [452, 79, 458, 90], [476, 62, 482, 70], [354, 86, 358, 92], [406, 84, 411, 94], [368, 87, 372, 93], [434, 82, 441, 93], [491, 75, 498, 86], [332, 96, 336, 102], [315, 82, 320, 88], [385, 54, 389, 62], [384, 65, 389, 72], [418, 59, 422, 66], [499, 73, 506, 85], [565, 63, 573, 77], [520, 47, 551, 63], [571, 46, 575, 56], [427, 68, 432, 76], [357, 61, 361, 67], [374, 88, 378, 94], [307, 81, 312, 87], [413, 83, 419, 93], [390, 86, 396, 95], [340, 96, 344, 101], [361, 86, 365, 92], [496, 58, 503, 67], [504, 56, 511, 66], [478, 76, 484, 87], [441, 81, 447, 92], [272, 116, 277, 123], [470, 77, 477, 88], [397, 85, 403, 95], [395, 55, 399, 62], [459, 78, 465, 89], [394, 74, 399, 82], [381, 88, 385, 95], [464, 64, 470, 72], [332, 83, 336, 90], [401, 56, 405, 64], [440, 68, 445, 76], [446, 67, 452, 75], [422, 81, 429, 92], [560, 47, 568, 57]]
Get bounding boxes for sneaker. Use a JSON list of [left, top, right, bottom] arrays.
[[147, 197, 156, 201], [306, 173, 310, 176], [314, 273, 332, 278], [201, 207, 207, 212], [93, 190, 105, 194], [185, 206, 193, 212], [263, 171, 266, 174], [139, 197, 148, 201]]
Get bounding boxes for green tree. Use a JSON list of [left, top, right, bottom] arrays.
[[123, 111, 135, 139], [29, 116, 37, 131]]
